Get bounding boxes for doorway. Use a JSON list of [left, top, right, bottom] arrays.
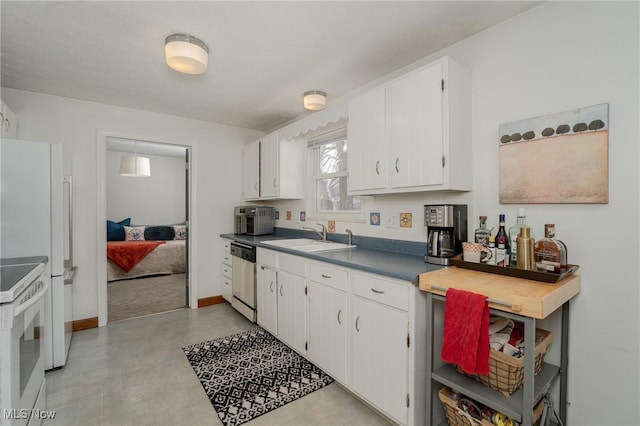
[[105, 137, 190, 322]]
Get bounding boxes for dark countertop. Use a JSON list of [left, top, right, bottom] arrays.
[[221, 231, 443, 283]]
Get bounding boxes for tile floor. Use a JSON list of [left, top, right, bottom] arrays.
[[45, 303, 391, 426]]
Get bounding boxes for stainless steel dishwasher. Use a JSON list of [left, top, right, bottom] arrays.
[[230, 241, 257, 322]]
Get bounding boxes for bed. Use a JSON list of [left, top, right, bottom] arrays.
[[106, 221, 187, 282]]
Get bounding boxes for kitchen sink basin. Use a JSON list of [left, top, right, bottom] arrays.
[[262, 238, 355, 252]]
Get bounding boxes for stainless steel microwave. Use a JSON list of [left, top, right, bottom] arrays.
[[234, 206, 274, 235]]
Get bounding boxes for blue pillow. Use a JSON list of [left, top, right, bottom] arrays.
[[107, 218, 131, 241]]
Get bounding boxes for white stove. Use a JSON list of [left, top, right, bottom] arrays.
[[0, 258, 48, 426]]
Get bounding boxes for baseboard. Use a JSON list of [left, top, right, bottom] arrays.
[[73, 317, 99, 332], [198, 295, 227, 308]]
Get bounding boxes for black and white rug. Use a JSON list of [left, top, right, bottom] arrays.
[[182, 327, 334, 426]]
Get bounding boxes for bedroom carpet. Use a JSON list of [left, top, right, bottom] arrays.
[[108, 273, 187, 322], [183, 327, 334, 426]]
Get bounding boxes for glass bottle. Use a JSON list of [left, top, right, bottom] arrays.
[[486, 236, 497, 266], [534, 224, 568, 273], [509, 208, 533, 265], [496, 214, 510, 261], [474, 216, 490, 246]]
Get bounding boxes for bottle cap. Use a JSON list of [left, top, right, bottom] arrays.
[[517, 207, 526, 217], [479, 215, 487, 221]]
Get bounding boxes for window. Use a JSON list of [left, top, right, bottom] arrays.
[[309, 128, 361, 215]]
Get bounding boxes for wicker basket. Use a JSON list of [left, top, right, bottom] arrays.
[[455, 328, 553, 396], [438, 387, 545, 426]]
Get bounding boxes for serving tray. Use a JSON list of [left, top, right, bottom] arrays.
[[449, 255, 578, 283]]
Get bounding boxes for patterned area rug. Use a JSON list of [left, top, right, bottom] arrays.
[[183, 327, 334, 426]]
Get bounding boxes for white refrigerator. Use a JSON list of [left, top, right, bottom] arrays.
[[1, 138, 73, 370]]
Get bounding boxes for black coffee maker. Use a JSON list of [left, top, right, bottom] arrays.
[[424, 204, 468, 265]]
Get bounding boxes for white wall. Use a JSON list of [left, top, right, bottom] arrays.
[[1, 88, 262, 321], [107, 150, 186, 225], [267, 3, 639, 424]]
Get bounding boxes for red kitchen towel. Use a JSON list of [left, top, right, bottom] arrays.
[[440, 287, 490, 375], [107, 241, 165, 272]]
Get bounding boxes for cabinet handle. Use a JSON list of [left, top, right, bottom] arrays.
[[371, 288, 385, 294], [279, 285, 284, 297], [270, 281, 274, 292], [375, 160, 380, 175], [273, 178, 277, 188], [321, 274, 332, 279], [261, 265, 265, 270], [355, 316, 360, 332], [254, 182, 258, 190], [337, 309, 342, 324], [395, 157, 399, 173], [223, 268, 229, 274]]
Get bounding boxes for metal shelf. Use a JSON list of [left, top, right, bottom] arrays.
[[432, 363, 560, 423]]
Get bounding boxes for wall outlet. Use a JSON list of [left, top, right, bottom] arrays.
[[385, 213, 399, 228]]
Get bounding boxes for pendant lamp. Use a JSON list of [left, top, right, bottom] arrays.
[[165, 33, 209, 75], [119, 142, 151, 177]]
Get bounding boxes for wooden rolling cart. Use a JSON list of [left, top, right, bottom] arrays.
[[419, 267, 581, 426]]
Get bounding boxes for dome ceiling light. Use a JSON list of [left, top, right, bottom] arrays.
[[303, 91, 327, 111], [164, 33, 209, 75]]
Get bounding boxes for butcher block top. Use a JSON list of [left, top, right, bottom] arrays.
[[418, 267, 581, 319]]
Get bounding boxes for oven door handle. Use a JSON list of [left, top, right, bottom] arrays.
[[13, 280, 49, 318]]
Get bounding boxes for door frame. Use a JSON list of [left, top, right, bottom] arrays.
[[96, 130, 197, 326]]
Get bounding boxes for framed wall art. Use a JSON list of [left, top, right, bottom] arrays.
[[498, 103, 609, 204]]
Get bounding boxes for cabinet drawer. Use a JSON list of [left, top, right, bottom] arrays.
[[257, 248, 278, 268], [309, 262, 347, 292], [221, 261, 232, 279], [352, 273, 409, 311], [221, 252, 232, 265], [279, 253, 307, 277], [220, 239, 232, 252]]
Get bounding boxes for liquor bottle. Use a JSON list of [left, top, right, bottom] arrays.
[[534, 224, 568, 273], [509, 208, 533, 265], [474, 216, 490, 246], [496, 214, 510, 261], [496, 236, 507, 267], [486, 236, 497, 266]]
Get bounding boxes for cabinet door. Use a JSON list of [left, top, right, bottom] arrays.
[[347, 85, 387, 192], [351, 296, 409, 424], [256, 264, 277, 335], [307, 281, 348, 384], [260, 133, 279, 198], [242, 139, 260, 199], [1, 101, 17, 139], [277, 270, 306, 354], [389, 63, 444, 188]]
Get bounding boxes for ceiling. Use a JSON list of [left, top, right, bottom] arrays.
[[1, 1, 541, 132]]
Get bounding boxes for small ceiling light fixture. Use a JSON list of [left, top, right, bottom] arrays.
[[303, 91, 327, 111], [165, 33, 209, 74], [119, 142, 151, 177]]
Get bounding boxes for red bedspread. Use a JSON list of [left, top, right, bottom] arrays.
[[107, 241, 166, 272]]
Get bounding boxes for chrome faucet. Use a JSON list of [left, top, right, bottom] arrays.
[[303, 223, 327, 241], [345, 229, 353, 246]]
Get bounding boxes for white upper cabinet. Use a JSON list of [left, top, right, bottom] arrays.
[[242, 139, 260, 199], [347, 85, 387, 192], [1, 99, 18, 139], [389, 63, 444, 189], [242, 133, 304, 200], [347, 56, 471, 195]]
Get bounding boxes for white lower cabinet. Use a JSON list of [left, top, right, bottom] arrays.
[[351, 294, 409, 424], [254, 247, 425, 425], [277, 269, 307, 354], [220, 238, 233, 303], [256, 250, 278, 335], [307, 279, 348, 384]]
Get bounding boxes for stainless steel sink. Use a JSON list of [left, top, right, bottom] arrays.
[[262, 238, 355, 252]]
